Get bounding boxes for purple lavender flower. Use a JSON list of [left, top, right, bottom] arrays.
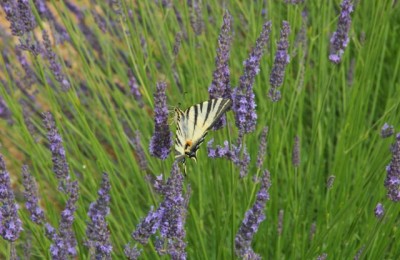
[[235, 170, 271, 259], [278, 209, 284, 236], [233, 21, 271, 134], [207, 138, 251, 178], [33, 0, 69, 43], [132, 206, 163, 245], [0, 155, 22, 242], [188, 0, 204, 35], [309, 222, 316, 241], [173, 32, 183, 57], [43, 112, 71, 191], [208, 10, 232, 101], [256, 127, 268, 169], [0, 96, 12, 121], [131, 131, 148, 171], [132, 163, 189, 258], [1, 0, 37, 36], [292, 135, 300, 167], [45, 181, 79, 259], [269, 21, 291, 102], [329, 0, 354, 64], [384, 133, 400, 201], [374, 203, 384, 219], [354, 245, 365, 260], [41, 30, 71, 91], [85, 173, 112, 259], [208, 11, 232, 129], [149, 82, 173, 160], [127, 70, 144, 108], [327, 175, 335, 189], [316, 253, 328, 260], [285, 0, 304, 4], [381, 123, 394, 138], [124, 243, 142, 260], [156, 163, 189, 259], [22, 165, 45, 224]]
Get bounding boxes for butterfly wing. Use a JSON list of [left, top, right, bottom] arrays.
[[174, 98, 232, 162]]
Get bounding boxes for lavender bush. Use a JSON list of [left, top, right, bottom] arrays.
[[0, 1, 399, 259]]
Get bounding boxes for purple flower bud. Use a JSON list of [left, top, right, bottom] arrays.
[[128, 70, 144, 108], [285, 0, 304, 4], [374, 203, 384, 219], [256, 127, 268, 169], [124, 243, 142, 260], [292, 135, 300, 167], [1, 0, 36, 36], [149, 82, 173, 160], [22, 165, 45, 224], [45, 181, 79, 259], [233, 21, 271, 134], [269, 21, 291, 102], [329, 0, 354, 64], [310, 222, 316, 241], [131, 131, 148, 171], [278, 209, 284, 236], [0, 155, 22, 242], [41, 30, 71, 91], [327, 175, 335, 189], [173, 32, 183, 57], [384, 134, 400, 202], [188, 0, 204, 35], [85, 173, 112, 259], [156, 163, 189, 259], [316, 253, 328, 260], [207, 139, 250, 178], [43, 112, 71, 191], [132, 206, 163, 245], [381, 123, 394, 138], [354, 245, 365, 260], [208, 11, 232, 129], [0, 96, 12, 121], [208, 10, 232, 101], [235, 170, 271, 259]]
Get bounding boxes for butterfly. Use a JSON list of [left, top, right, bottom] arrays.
[[174, 98, 232, 168]]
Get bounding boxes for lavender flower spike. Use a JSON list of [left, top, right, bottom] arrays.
[[149, 82, 173, 160], [329, 0, 354, 64], [128, 69, 144, 108], [132, 131, 148, 171], [85, 173, 112, 259], [374, 203, 384, 219], [292, 135, 300, 167], [1, 0, 37, 36], [384, 133, 400, 201], [208, 10, 233, 129], [233, 21, 272, 134], [42, 30, 71, 91], [22, 165, 45, 225], [235, 170, 271, 259], [43, 112, 70, 191], [0, 155, 22, 242], [124, 243, 142, 260], [269, 21, 291, 102], [45, 181, 79, 259], [209, 10, 232, 101], [256, 127, 269, 169], [157, 162, 189, 259]]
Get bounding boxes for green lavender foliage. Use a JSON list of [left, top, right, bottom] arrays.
[[0, 0, 399, 259]]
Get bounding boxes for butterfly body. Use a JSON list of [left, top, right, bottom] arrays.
[[174, 98, 232, 165]]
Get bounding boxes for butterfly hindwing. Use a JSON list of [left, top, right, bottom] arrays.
[[174, 98, 232, 163]]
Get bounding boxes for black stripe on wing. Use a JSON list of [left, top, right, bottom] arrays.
[[207, 98, 232, 130]]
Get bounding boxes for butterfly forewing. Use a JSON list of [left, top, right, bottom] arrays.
[[174, 98, 232, 162]]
